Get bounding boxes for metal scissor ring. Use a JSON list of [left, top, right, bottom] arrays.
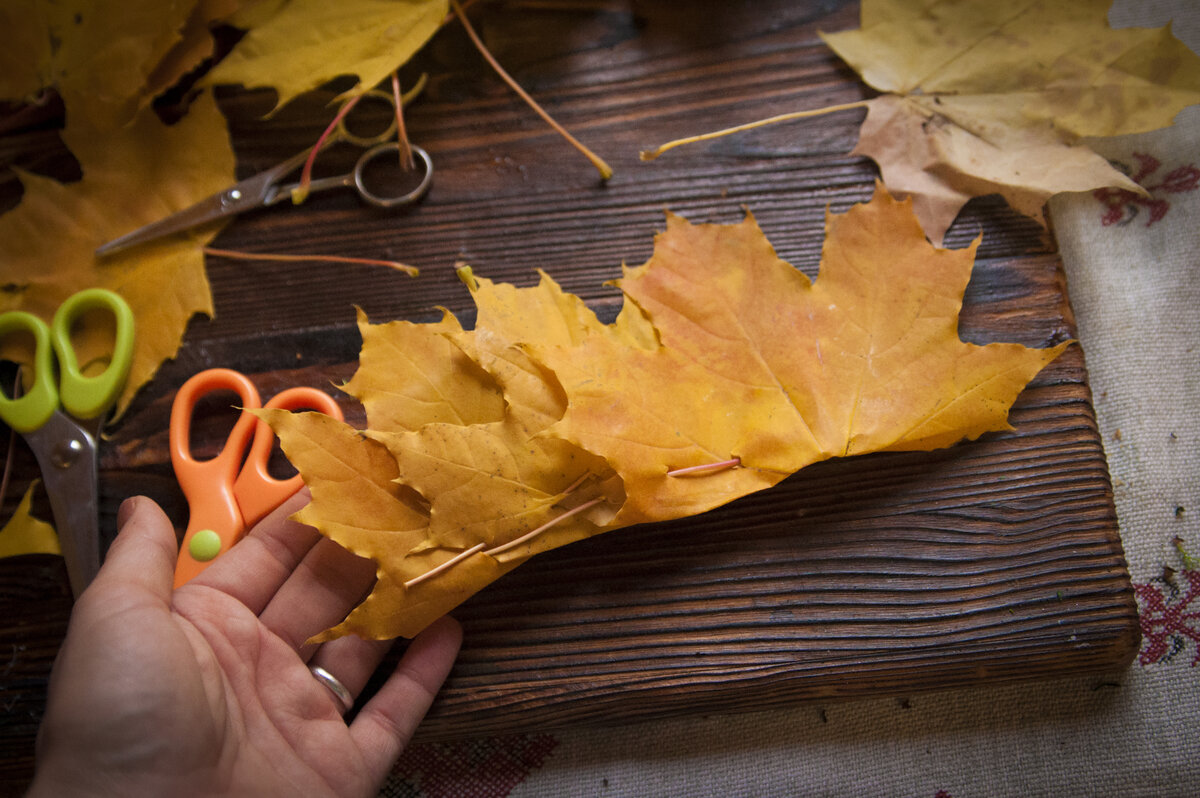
[[354, 143, 434, 208]]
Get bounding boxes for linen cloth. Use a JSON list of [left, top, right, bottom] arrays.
[[385, 3, 1200, 795]]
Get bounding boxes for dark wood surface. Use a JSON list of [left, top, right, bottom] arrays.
[[0, 0, 1138, 787]]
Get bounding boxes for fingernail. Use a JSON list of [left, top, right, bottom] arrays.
[[117, 496, 144, 529]]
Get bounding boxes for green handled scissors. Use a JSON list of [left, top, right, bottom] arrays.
[[0, 289, 135, 597], [95, 90, 433, 257]]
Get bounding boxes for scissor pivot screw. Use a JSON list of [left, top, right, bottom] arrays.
[[189, 529, 224, 562], [51, 437, 84, 469]]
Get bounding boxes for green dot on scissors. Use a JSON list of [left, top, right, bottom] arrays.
[[189, 529, 222, 562]]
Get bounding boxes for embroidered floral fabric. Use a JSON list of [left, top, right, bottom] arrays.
[[382, 3, 1199, 795]]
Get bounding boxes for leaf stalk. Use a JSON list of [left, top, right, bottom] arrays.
[[640, 100, 870, 161], [449, 0, 613, 180], [203, 247, 418, 276]]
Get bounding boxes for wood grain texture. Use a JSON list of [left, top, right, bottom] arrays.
[[0, 0, 1137, 785]]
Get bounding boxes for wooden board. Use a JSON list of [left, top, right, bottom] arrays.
[[0, 0, 1138, 783]]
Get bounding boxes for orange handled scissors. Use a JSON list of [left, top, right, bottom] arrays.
[[170, 368, 343, 588]]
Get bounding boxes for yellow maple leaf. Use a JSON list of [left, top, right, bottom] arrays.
[[0, 0, 214, 130], [644, 0, 1200, 246], [268, 185, 1066, 641], [206, 0, 449, 112], [343, 308, 507, 434], [0, 482, 60, 559], [0, 93, 236, 416]]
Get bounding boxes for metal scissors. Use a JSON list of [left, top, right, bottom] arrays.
[[170, 368, 344, 587], [0, 289, 135, 597], [96, 89, 433, 257]]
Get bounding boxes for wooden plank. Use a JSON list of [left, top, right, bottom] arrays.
[[0, 0, 1138, 784]]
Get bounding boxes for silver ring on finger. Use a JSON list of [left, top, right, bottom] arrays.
[[310, 665, 354, 712]]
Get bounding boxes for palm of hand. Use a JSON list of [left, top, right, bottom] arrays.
[[32, 496, 460, 798]]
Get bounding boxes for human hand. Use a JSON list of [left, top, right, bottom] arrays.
[[28, 493, 461, 798]]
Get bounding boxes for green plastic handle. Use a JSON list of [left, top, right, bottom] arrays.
[[0, 311, 57, 433], [51, 288, 136, 421]]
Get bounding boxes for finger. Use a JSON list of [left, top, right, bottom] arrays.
[[183, 489, 320, 613], [350, 616, 461, 782], [307, 635, 394, 714], [87, 497, 178, 604], [257, 534, 377, 654]]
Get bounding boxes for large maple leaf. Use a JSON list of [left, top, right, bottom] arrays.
[[819, 0, 1200, 244], [0, 93, 236, 415], [643, 0, 1200, 246], [268, 185, 1067, 641]]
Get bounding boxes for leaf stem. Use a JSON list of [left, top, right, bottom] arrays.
[[486, 497, 604, 557], [390, 71, 416, 171], [404, 542, 485, 589], [640, 100, 870, 161], [293, 94, 363, 204], [203, 247, 418, 276], [667, 457, 741, 477], [449, 0, 613, 180]]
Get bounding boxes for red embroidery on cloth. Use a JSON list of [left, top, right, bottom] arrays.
[[1094, 152, 1199, 227], [1135, 568, 1200, 666], [386, 734, 558, 798]]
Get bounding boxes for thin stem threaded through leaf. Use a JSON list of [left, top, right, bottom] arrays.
[[561, 471, 591, 495], [486, 497, 604, 557], [404, 542, 485, 589], [666, 457, 741, 477]]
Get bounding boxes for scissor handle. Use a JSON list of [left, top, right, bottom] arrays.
[[233, 387, 344, 530], [354, 143, 433, 208], [335, 88, 399, 147], [0, 311, 57, 433], [171, 369, 262, 588], [51, 288, 135, 421]]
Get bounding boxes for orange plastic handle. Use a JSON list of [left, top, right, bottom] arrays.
[[170, 369, 261, 588], [233, 386, 343, 530]]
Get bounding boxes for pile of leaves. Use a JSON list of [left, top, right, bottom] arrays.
[[264, 184, 1068, 641]]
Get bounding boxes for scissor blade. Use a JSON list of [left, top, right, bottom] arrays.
[[22, 411, 102, 598], [96, 189, 249, 257], [95, 147, 314, 257]]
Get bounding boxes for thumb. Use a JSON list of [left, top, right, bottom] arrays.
[[87, 497, 180, 603]]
